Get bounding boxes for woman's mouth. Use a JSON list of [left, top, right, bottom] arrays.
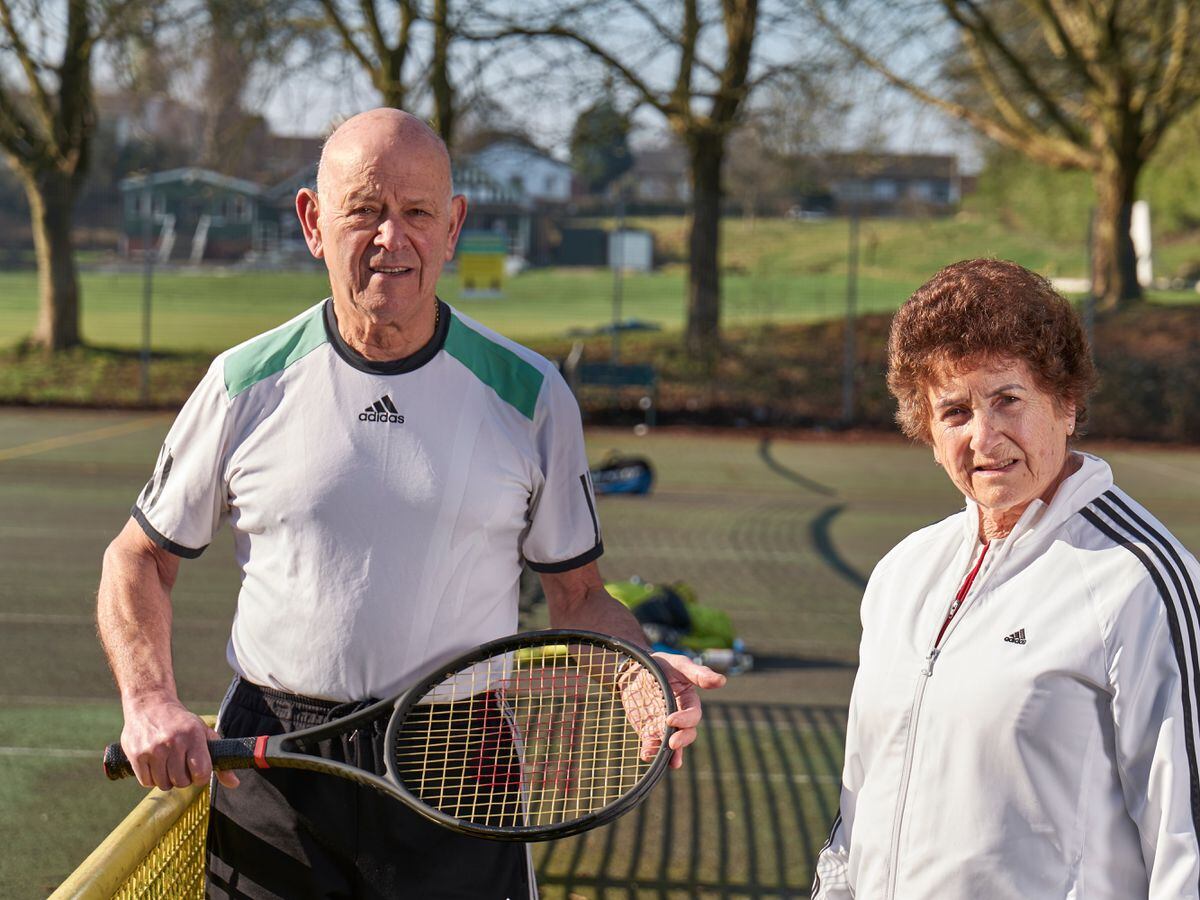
[[974, 459, 1018, 474]]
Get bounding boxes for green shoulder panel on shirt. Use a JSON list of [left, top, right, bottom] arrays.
[[223, 304, 328, 399], [443, 315, 544, 420]]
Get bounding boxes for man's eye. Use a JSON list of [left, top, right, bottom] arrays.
[[350, 207, 376, 217]]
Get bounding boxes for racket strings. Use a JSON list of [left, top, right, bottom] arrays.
[[390, 641, 669, 828]]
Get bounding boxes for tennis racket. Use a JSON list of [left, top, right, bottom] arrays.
[[103, 630, 675, 841]]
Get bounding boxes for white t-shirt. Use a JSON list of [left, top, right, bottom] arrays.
[[133, 299, 602, 701]]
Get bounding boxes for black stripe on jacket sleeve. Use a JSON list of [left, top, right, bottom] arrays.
[[1081, 498, 1200, 863], [131, 505, 207, 559]]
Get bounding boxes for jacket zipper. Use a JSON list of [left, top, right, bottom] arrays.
[[883, 647, 938, 900], [883, 543, 991, 900]]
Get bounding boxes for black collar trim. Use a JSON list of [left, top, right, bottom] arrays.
[[323, 298, 450, 375]]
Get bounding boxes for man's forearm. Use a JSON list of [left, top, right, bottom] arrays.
[[97, 519, 180, 709], [96, 518, 225, 790], [541, 562, 647, 648], [549, 582, 649, 648]]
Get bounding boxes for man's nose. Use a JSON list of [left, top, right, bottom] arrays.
[[375, 216, 410, 251]]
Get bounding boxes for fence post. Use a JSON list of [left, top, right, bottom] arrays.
[[611, 193, 626, 362], [842, 209, 860, 425], [1084, 207, 1095, 352], [140, 186, 154, 405]]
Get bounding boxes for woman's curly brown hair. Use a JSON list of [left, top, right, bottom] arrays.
[[887, 258, 1098, 444]]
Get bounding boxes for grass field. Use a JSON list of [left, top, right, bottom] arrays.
[[0, 265, 915, 352], [5, 410, 1200, 897], [2, 215, 1196, 352]]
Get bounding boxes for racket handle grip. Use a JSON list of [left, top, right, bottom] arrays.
[[102, 737, 261, 781]]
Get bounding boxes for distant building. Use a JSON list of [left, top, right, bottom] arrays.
[[453, 160, 537, 259], [819, 153, 961, 216], [628, 145, 691, 207], [118, 168, 275, 262], [468, 140, 575, 205]]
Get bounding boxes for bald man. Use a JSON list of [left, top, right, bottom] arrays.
[[97, 108, 723, 898]]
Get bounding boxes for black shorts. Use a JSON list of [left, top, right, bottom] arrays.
[[206, 677, 535, 900]]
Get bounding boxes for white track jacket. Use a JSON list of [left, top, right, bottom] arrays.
[[813, 453, 1200, 899]]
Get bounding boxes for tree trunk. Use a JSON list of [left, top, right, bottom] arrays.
[[685, 133, 723, 365], [379, 81, 406, 109], [1090, 155, 1142, 312], [430, 0, 454, 147], [27, 171, 82, 350]]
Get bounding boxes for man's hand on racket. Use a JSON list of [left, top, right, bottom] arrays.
[[120, 696, 239, 791], [650, 651, 727, 768], [542, 561, 729, 771]]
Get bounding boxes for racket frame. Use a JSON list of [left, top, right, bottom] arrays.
[[383, 629, 677, 840], [104, 629, 676, 842]]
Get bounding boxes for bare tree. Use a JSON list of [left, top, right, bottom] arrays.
[[309, 0, 460, 146], [0, 0, 143, 350], [812, 0, 1200, 311], [195, 0, 301, 170], [485, 0, 778, 362]]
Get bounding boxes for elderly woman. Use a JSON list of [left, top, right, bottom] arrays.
[[813, 259, 1200, 899]]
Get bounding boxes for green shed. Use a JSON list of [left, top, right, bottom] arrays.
[[119, 168, 278, 262]]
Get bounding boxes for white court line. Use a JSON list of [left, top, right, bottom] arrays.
[[1110, 452, 1200, 488], [0, 746, 95, 759], [689, 769, 838, 784], [0, 612, 94, 625]]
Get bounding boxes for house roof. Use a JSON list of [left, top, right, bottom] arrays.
[[631, 145, 688, 177], [821, 153, 957, 180], [266, 163, 317, 202], [470, 140, 573, 174], [452, 160, 528, 206], [118, 167, 267, 197]]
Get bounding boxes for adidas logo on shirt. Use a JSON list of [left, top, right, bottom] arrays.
[[359, 395, 405, 424], [1003, 628, 1027, 645]]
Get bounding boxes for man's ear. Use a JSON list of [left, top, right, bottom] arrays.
[[296, 189, 324, 259], [443, 194, 469, 261]]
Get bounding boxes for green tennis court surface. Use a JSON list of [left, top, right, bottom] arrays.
[[4, 408, 1200, 897]]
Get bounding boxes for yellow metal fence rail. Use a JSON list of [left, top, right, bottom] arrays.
[[51, 719, 215, 900]]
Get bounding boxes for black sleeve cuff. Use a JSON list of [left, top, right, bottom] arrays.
[[131, 506, 207, 559], [525, 541, 604, 574]]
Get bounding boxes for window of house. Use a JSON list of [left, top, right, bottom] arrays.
[[909, 180, 935, 201], [871, 179, 898, 200], [232, 195, 252, 223]]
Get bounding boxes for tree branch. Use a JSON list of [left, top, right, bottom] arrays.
[[806, 0, 1091, 169], [317, 0, 377, 73], [485, 24, 671, 117], [0, 0, 55, 138], [942, 0, 1080, 142], [671, 0, 698, 116]]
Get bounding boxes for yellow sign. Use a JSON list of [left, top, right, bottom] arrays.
[[459, 232, 506, 297]]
